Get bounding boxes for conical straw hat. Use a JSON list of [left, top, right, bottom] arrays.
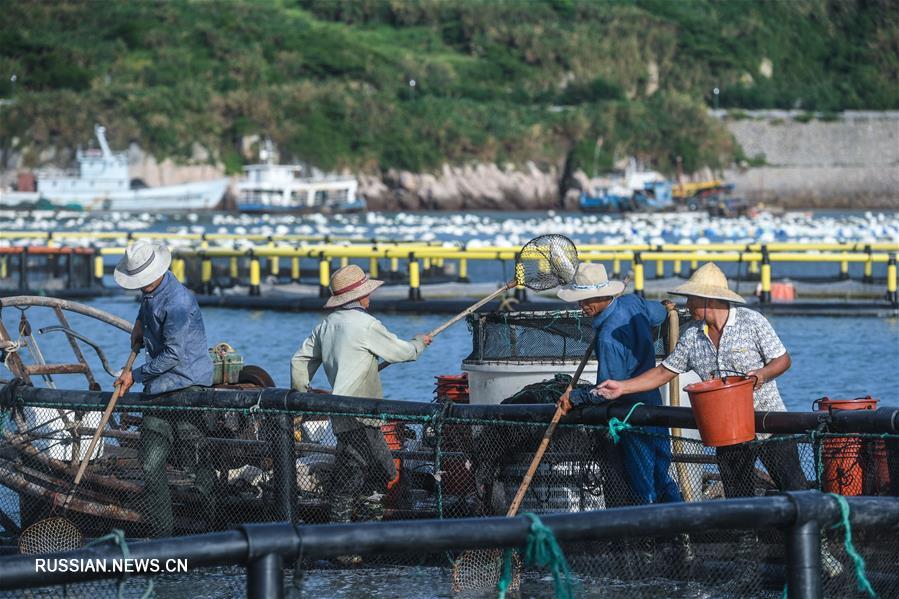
[[669, 262, 746, 304]]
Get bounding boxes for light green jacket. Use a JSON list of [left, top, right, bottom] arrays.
[[290, 308, 426, 432]]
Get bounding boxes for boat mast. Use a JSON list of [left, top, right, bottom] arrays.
[[94, 124, 113, 159]]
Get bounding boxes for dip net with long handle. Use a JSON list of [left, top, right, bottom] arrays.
[[516, 234, 579, 291], [451, 235, 581, 594]]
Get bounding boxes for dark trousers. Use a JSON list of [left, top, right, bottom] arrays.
[[619, 427, 684, 504], [329, 426, 397, 523], [717, 437, 806, 498], [140, 414, 217, 537]]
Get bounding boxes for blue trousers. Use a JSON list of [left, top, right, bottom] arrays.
[[618, 426, 683, 504]]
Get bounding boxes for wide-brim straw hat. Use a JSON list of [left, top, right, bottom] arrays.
[[324, 264, 384, 308], [669, 262, 746, 304], [114, 240, 172, 290], [557, 262, 625, 302]]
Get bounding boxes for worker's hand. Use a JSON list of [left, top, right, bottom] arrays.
[[115, 369, 134, 394], [595, 380, 624, 400], [662, 299, 677, 311], [557, 389, 574, 415], [417, 334, 433, 346], [131, 320, 144, 349], [746, 370, 765, 389]]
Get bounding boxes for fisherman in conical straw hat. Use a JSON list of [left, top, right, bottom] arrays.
[[596, 262, 804, 499], [557, 262, 682, 505], [113, 240, 215, 537], [291, 264, 432, 537]]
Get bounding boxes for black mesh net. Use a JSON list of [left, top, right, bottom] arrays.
[[464, 309, 678, 364], [3, 390, 899, 597]]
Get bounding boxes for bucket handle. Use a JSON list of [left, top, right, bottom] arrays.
[[713, 368, 758, 387]]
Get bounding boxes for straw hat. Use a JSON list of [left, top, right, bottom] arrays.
[[113, 240, 171, 290], [325, 264, 384, 308], [557, 263, 625, 302], [669, 262, 746, 304]]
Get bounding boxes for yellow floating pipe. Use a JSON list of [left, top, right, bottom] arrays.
[[369, 256, 379, 278], [291, 256, 301, 282]]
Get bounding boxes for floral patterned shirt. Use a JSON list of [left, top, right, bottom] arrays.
[[662, 307, 788, 412]]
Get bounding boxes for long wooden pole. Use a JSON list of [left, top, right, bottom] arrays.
[[506, 331, 597, 516], [666, 309, 697, 501], [60, 349, 138, 510], [378, 282, 513, 372]]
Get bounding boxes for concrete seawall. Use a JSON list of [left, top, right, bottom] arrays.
[[720, 111, 899, 208]]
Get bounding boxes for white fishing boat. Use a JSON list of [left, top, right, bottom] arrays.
[[236, 141, 364, 213], [0, 125, 228, 212]]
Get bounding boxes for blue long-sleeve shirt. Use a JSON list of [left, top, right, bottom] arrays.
[[132, 272, 213, 395], [569, 294, 668, 407]]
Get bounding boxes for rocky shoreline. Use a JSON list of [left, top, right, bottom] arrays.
[[3, 112, 898, 210]]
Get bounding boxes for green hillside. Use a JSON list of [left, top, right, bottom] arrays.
[[1, 0, 896, 176]]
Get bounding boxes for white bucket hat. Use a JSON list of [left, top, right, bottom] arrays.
[[669, 262, 746, 304], [557, 263, 626, 302], [113, 240, 172, 290], [325, 264, 384, 309]]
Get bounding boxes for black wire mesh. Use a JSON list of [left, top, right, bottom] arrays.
[[463, 310, 680, 364], [3, 394, 899, 596]]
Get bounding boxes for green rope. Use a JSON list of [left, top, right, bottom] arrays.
[[828, 494, 877, 598], [607, 402, 645, 444], [497, 513, 575, 599], [85, 529, 155, 599], [496, 548, 515, 599]]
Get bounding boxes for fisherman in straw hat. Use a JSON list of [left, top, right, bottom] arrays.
[[596, 262, 804, 499], [556, 262, 683, 506], [291, 264, 432, 536], [113, 240, 215, 537]]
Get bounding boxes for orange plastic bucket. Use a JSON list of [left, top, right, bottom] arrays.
[[380, 422, 404, 507], [684, 376, 756, 447], [814, 396, 880, 496]]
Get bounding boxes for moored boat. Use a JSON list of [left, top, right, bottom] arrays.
[[1, 125, 228, 212]]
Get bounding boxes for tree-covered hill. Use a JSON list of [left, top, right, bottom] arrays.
[[1, 0, 896, 176]]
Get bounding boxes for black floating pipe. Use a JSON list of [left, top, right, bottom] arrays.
[[243, 523, 296, 599], [785, 491, 823, 599], [247, 553, 282, 599], [4, 382, 899, 435], [787, 520, 820, 599], [4, 493, 899, 592], [271, 413, 297, 523]]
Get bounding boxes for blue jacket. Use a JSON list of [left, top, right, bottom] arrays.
[[132, 272, 213, 395], [569, 294, 668, 407]]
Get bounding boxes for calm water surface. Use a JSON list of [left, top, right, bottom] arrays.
[[6, 296, 897, 410]]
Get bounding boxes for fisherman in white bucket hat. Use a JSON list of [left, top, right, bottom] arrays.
[[113, 239, 215, 537], [113, 240, 172, 290], [596, 262, 802, 500], [556, 262, 683, 506], [291, 264, 433, 554]]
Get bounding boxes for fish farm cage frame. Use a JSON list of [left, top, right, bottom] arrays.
[[3, 381, 899, 596], [1, 491, 897, 599]]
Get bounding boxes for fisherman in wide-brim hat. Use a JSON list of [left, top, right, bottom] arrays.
[[291, 264, 433, 556], [113, 240, 215, 537], [556, 262, 683, 505], [596, 262, 803, 499]]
